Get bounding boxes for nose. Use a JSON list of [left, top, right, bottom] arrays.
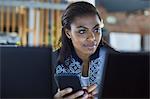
[[87, 31, 96, 41]]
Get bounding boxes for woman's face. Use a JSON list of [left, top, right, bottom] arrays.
[[66, 15, 102, 56]]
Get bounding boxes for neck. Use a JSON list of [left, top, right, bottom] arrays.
[[74, 49, 90, 77], [75, 49, 89, 62]]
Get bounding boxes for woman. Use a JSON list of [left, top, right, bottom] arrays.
[[53, 1, 115, 99]]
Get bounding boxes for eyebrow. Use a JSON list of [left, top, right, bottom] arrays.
[[76, 24, 100, 29], [93, 24, 100, 29]]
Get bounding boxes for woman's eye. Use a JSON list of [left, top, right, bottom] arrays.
[[78, 30, 86, 34], [93, 28, 101, 33]]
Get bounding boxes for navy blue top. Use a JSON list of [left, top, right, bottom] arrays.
[[55, 43, 115, 87]]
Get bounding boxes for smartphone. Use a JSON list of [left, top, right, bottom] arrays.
[[54, 73, 82, 96]]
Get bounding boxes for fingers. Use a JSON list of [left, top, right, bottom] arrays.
[[54, 85, 98, 99], [79, 92, 88, 99], [91, 88, 98, 96], [59, 88, 73, 96], [64, 90, 84, 99], [87, 84, 98, 98], [88, 88, 98, 98], [87, 84, 97, 93], [54, 88, 72, 98]]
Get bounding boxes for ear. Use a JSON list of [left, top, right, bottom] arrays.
[[65, 29, 71, 39]]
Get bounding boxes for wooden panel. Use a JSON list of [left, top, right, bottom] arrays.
[[0, 6, 4, 32], [12, 7, 16, 32], [33, 8, 37, 46], [39, 0, 44, 46], [18, 7, 23, 45], [39, 9, 44, 46], [44, 0, 49, 46], [22, 8, 27, 46], [0, 1, 63, 47], [52, 0, 61, 49], [6, 7, 10, 32]]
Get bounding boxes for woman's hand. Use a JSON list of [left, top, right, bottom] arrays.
[[87, 84, 98, 98], [54, 88, 88, 99]]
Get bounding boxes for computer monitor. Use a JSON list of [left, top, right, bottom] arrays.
[[0, 47, 52, 98], [100, 52, 149, 98]]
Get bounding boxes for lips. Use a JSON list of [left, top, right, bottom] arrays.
[[83, 43, 97, 48]]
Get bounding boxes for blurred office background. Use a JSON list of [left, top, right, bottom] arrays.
[[0, 0, 149, 52]]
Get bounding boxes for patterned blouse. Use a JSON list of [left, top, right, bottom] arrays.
[[55, 44, 111, 87]]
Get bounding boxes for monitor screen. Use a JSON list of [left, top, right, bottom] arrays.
[[0, 47, 52, 98], [100, 52, 149, 98]]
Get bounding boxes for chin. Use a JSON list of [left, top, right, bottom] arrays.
[[89, 51, 96, 55], [84, 49, 96, 56]]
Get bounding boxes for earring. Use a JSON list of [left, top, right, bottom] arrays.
[[68, 37, 71, 39], [66, 32, 71, 39]]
